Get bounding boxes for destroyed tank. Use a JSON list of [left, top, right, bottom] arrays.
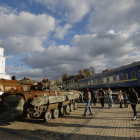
[[1, 82, 81, 122], [0, 78, 32, 113]]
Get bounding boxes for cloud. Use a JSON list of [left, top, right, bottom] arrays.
[[20, 44, 79, 68], [9, 68, 43, 80], [72, 32, 134, 58], [0, 5, 55, 54], [2, 36, 45, 54], [6, 55, 13, 59], [31, 0, 93, 23], [62, 0, 91, 23], [86, 0, 140, 34], [132, 32, 140, 48], [0, 5, 17, 14], [54, 24, 72, 39], [2, 1, 140, 81], [0, 10, 55, 39], [7, 67, 61, 81], [19, 30, 140, 80], [5, 66, 25, 75]]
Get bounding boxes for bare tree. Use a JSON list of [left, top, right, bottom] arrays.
[[78, 70, 85, 78], [83, 68, 91, 77], [62, 73, 69, 82]]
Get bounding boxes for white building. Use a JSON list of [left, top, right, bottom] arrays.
[[0, 43, 11, 79]]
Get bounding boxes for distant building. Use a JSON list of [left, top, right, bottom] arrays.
[[54, 78, 62, 89], [62, 75, 80, 90], [0, 43, 11, 79]]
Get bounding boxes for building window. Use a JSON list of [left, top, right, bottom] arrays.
[[116, 75, 119, 81], [124, 73, 128, 80], [101, 78, 104, 83], [113, 75, 116, 81], [99, 78, 101, 83], [109, 76, 113, 82], [103, 77, 107, 83], [119, 74, 124, 80], [131, 71, 136, 79], [88, 81, 90, 85], [91, 80, 93, 84], [95, 79, 97, 84]]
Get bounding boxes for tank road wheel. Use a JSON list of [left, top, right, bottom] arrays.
[[44, 111, 52, 122], [33, 106, 42, 117], [53, 108, 59, 119], [70, 103, 74, 112], [65, 105, 70, 114], [74, 102, 78, 110], [60, 106, 65, 116]]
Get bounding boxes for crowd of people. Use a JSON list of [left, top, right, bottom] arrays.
[[81, 87, 139, 120]]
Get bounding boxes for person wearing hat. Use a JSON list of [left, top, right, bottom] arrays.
[[118, 90, 124, 108]]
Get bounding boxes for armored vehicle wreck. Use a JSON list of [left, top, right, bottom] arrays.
[[1, 83, 81, 122], [0, 78, 32, 113]]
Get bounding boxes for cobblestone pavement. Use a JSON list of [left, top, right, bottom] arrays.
[[0, 102, 140, 140]]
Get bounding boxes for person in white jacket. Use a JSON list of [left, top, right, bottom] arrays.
[[107, 88, 114, 109], [118, 90, 124, 108]]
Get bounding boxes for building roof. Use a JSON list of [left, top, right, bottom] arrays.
[[79, 61, 140, 81]]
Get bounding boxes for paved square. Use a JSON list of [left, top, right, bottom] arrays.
[[0, 102, 140, 140]]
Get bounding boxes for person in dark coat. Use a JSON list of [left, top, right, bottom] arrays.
[[123, 91, 128, 107], [129, 87, 139, 120], [98, 88, 105, 108]]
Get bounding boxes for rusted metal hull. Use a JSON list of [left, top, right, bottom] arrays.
[[2, 94, 25, 118], [1, 90, 81, 120]]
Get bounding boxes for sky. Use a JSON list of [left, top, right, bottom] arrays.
[[1, 0, 140, 81]]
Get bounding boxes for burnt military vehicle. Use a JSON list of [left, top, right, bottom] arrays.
[[0, 78, 32, 113], [1, 80, 81, 122]]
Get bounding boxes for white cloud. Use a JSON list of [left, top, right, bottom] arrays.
[[86, 0, 140, 34], [6, 55, 13, 59], [54, 24, 72, 39], [0, 5, 17, 14], [31, 0, 93, 23], [63, 0, 91, 23], [132, 33, 140, 48], [7, 68, 42, 80], [107, 30, 115, 35], [2, 36, 45, 54], [19, 31, 140, 80], [2, 1, 140, 80], [0, 10, 55, 39], [0, 5, 55, 54]]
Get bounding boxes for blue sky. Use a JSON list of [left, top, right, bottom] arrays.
[[0, 0, 140, 80]]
